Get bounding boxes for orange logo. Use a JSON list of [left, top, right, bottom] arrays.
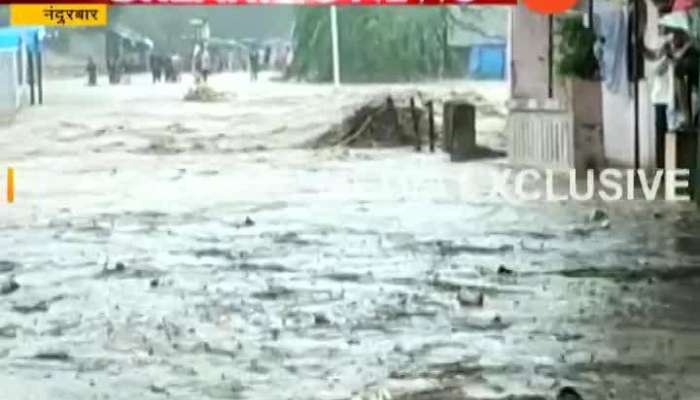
[[4, 168, 14, 203], [524, 0, 578, 14]]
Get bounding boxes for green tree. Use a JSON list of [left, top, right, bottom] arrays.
[[290, 6, 501, 83]]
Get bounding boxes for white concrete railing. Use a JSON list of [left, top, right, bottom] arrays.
[[507, 108, 575, 170]]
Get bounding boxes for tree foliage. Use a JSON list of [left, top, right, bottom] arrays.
[[556, 16, 599, 80], [291, 7, 463, 83]]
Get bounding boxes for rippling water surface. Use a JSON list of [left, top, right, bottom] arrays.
[[1, 74, 700, 400]]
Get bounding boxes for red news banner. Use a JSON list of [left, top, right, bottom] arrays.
[[1, 0, 573, 16], [0, 0, 517, 4]]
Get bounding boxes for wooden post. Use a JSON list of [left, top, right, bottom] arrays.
[[27, 50, 35, 106], [443, 102, 454, 152], [410, 97, 421, 151], [428, 100, 435, 153], [37, 47, 43, 105]]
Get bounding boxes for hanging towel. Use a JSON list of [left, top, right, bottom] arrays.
[[593, 2, 630, 94], [659, 10, 691, 32]]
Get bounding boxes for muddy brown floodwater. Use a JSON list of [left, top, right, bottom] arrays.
[[1, 73, 700, 400]]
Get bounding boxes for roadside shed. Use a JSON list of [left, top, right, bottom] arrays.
[[0, 26, 45, 121]]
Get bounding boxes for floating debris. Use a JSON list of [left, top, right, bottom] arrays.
[[244, 216, 255, 227], [497, 265, 514, 275], [100, 261, 126, 277], [457, 290, 484, 307], [557, 387, 583, 400], [33, 351, 71, 362], [12, 300, 49, 314], [311, 96, 420, 149], [183, 85, 226, 102], [0, 276, 20, 295], [588, 208, 608, 223], [0, 324, 19, 338], [0, 260, 20, 274], [438, 241, 515, 256], [351, 387, 392, 400], [567, 226, 593, 237], [149, 384, 169, 395], [313, 313, 331, 326]]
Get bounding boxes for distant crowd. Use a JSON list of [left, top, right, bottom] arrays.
[[85, 41, 293, 87], [149, 53, 183, 83]]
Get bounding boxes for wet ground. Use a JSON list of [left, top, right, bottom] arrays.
[[1, 73, 700, 400]]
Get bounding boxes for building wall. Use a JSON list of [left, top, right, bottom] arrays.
[[0, 49, 19, 118], [601, 81, 655, 168], [510, 2, 550, 99], [0, 46, 29, 121], [508, 0, 657, 170]]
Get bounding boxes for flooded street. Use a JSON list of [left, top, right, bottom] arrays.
[[1, 73, 700, 400]]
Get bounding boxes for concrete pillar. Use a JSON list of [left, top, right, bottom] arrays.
[[510, 2, 550, 99], [444, 100, 476, 162]]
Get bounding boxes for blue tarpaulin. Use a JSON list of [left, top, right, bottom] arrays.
[[467, 44, 506, 80], [0, 26, 46, 51]]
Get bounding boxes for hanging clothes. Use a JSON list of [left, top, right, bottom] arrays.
[[593, 2, 630, 94], [650, 46, 675, 105], [683, 7, 700, 125], [673, 0, 697, 12], [649, 12, 677, 107], [661, 10, 700, 127]]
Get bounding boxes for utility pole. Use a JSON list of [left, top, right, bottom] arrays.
[[330, 5, 340, 87], [633, 0, 640, 173]]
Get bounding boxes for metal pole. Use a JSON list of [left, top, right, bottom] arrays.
[[37, 33, 43, 105], [27, 50, 35, 106], [548, 15, 554, 99], [633, 0, 640, 171], [330, 5, 340, 87], [428, 101, 435, 153]]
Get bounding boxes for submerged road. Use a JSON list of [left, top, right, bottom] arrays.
[[0, 73, 699, 400]]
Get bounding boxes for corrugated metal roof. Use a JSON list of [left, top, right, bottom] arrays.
[[107, 25, 154, 49]]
